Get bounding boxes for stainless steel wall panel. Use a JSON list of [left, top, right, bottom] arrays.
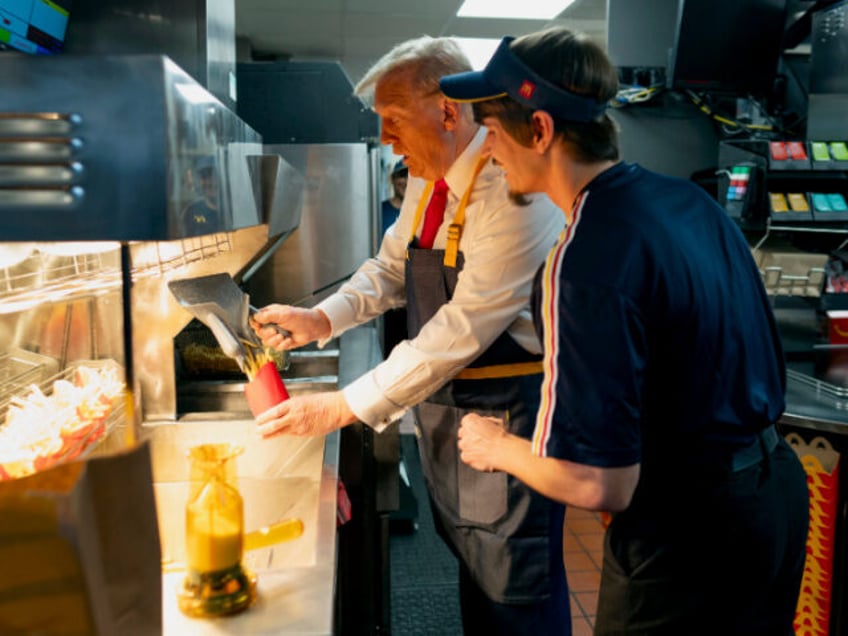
[[247, 144, 375, 306], [203, 0, 238, 108]]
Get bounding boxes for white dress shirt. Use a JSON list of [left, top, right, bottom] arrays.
[[315, 126, 564, 431]]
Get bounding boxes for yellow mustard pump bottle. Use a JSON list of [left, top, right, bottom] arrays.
[[177, 443, 256, 617]]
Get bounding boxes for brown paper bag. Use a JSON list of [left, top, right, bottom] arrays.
[[0, 442, 162, 635]]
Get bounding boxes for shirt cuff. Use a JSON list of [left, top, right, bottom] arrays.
[[314, 294, 357, 348], [343, 371, 408, 433]]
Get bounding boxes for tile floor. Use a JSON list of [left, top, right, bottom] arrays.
[[564, 507, 606, 635]]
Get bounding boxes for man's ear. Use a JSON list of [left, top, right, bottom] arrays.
[[442, 98, 461, 130], [531, 110, 556, 153]]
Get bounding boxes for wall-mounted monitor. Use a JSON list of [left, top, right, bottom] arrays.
[[668, 0, 789, 96], [0, 0, 71, 55]]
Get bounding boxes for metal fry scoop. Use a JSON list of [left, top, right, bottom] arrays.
[[168, 273, 260, 371]]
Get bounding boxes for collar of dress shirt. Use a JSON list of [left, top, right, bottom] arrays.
[[442, 126, 488, 198]]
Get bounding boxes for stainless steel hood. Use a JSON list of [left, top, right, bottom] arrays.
[[0, 54, 262, 241]]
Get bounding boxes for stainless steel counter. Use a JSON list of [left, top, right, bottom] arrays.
[[783, 371, 848, 437], [153, 426, 339, 635], [145, 325, 379, 634], [773, 304, 848, 436]]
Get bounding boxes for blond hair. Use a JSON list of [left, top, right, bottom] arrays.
[[354, 36, 472, 103]]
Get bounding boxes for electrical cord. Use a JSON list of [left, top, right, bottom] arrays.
[[685, 90, 780, 134], [613, 83, 663, 107]]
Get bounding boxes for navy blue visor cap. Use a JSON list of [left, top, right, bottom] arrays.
[[439, 36, 607, 123]]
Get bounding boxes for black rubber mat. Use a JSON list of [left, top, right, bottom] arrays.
[[390, 434, 462, 635]]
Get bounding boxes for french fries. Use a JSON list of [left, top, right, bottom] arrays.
[[239, 339, 275, 382]]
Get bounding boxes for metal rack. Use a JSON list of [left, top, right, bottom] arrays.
[[0, 358, 128, 479], [130, 233, 233, 282], [760, 264, 827, 297], [751, 231, 830, 297], [0, 247, 121, 310], [0, 234, 234, 306], [0, 349, 59, 407]]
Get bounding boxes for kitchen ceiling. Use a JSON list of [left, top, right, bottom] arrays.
[[234, 0, 608, 84]]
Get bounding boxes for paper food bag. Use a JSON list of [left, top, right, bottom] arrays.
[[0, 442, 162, 635], [786, 433, 841, 636]]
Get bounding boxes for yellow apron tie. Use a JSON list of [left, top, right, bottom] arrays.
[[455, 361, 544, 380]]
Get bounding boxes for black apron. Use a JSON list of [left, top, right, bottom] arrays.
[[405, 160, 561, 604]]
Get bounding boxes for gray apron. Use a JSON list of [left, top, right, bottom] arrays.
[[404, 163, 560, 604]]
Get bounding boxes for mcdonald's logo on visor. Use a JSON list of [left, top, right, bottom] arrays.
[[518, 80, 536, 100]]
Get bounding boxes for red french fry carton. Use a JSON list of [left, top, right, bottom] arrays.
[[245, 360, 289, 417], [828, 310, 848, 345]]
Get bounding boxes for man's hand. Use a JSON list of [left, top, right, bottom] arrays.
[[457, 413, 509, 473], [255, 391, 358, 438], [250, 305, 332, 351], [461, 414, 641, 511]]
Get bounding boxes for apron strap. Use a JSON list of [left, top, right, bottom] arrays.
[[455, 360, 543, 380], [407, 154, 490, 268]]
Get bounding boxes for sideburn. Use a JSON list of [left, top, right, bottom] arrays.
[[508, 191, 532, 207]]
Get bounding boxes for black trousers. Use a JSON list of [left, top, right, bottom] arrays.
[[595, 437, 809, 636]]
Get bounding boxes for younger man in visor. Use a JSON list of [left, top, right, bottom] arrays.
[[442, 28, 809, 634]]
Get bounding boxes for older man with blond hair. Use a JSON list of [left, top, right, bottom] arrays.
[[252, 35, 571, 635]]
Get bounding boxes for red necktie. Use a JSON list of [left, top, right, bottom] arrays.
[[418, 178, 449, 249]]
